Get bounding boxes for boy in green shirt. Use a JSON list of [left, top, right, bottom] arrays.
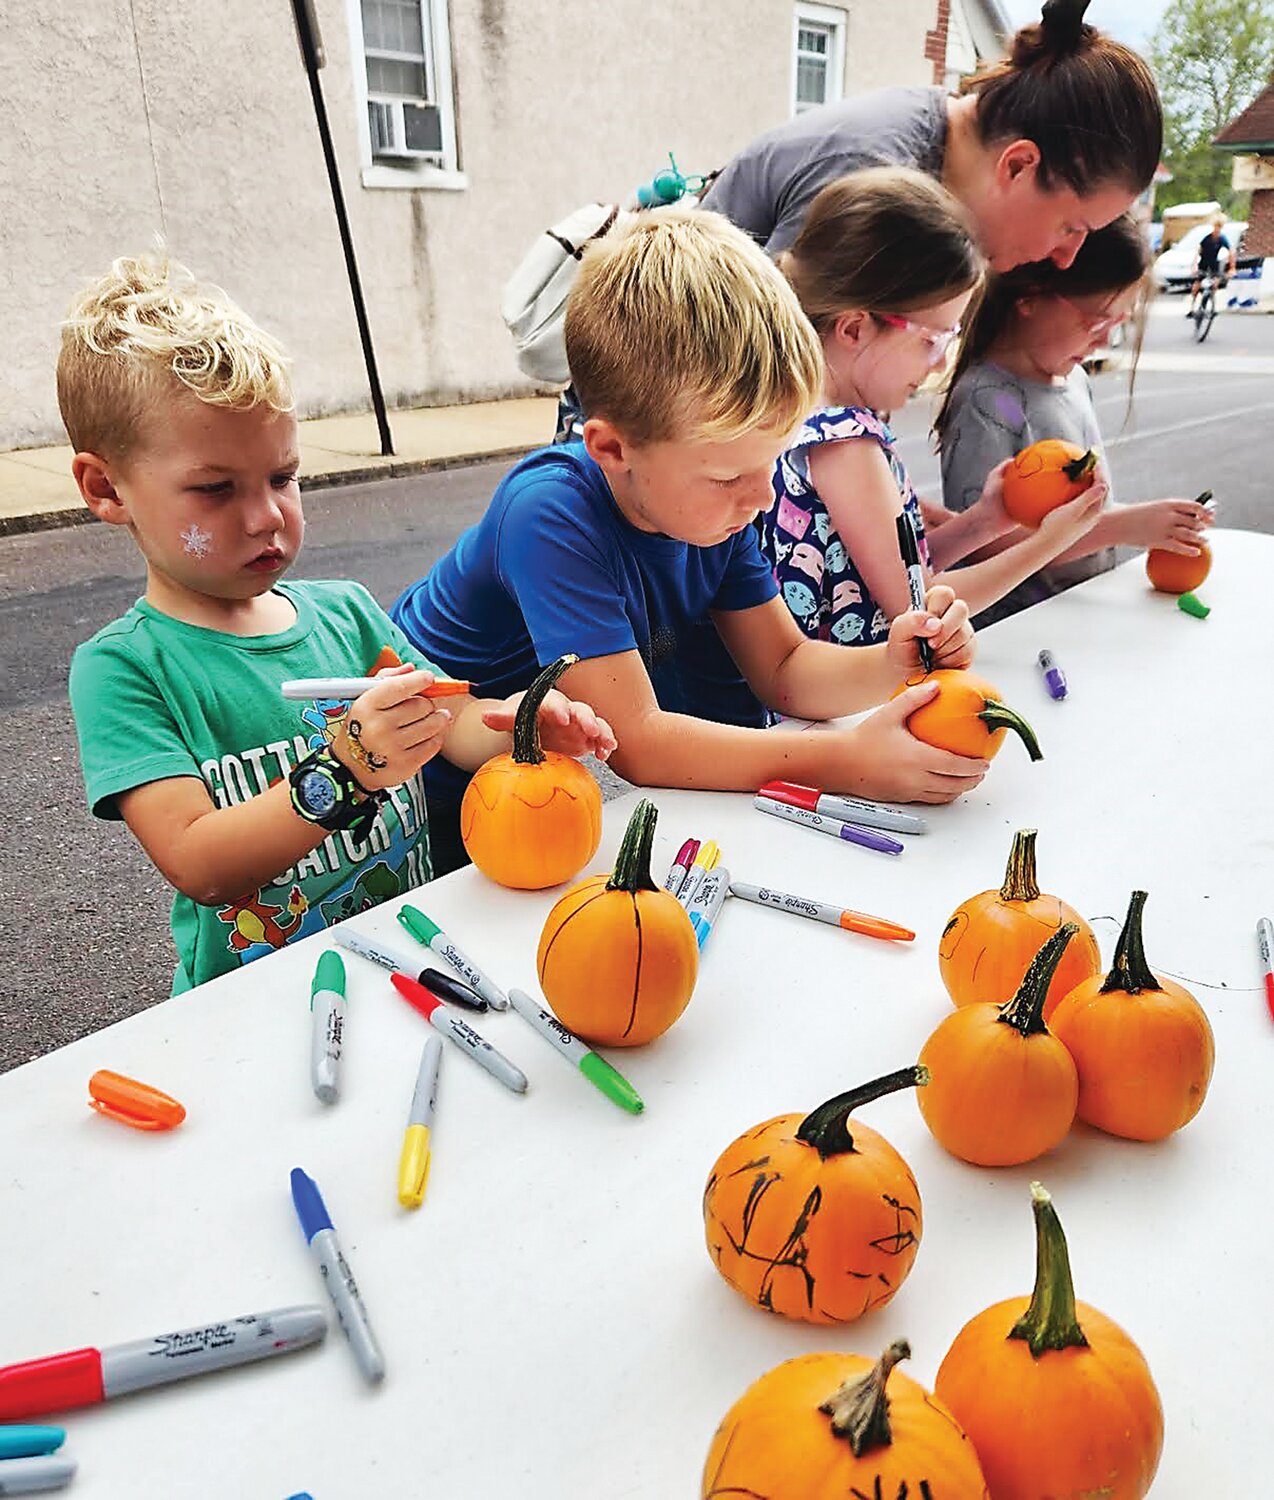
[[62, 255, 614, 992]]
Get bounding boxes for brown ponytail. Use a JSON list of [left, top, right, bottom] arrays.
[[782, 167, 982, 334], [934, 212, 1149, 438], [964, 0, 1162, 197]]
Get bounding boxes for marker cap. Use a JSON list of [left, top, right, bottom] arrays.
[[397, 1124, 432, 1208], [87, 1070, 186, 1131], [0, 1425, 66, 1460], [579, 1053, 645, 1115], [311, 950, 345, 1000], [0, 1349, 103, 1421], [757, 780, 819, 811], [1177, 591, 1210, 618], [397, 905, 442, 947]]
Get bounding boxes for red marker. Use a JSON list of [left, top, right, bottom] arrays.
[[758, 780, 926, 835], [664, 838, 700, 898], [390, 974, 528, 1093], [1258, 919, 1274, 1023]]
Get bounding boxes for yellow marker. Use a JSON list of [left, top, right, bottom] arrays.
[[397, 1036, 443, 1209], [677, 839, 721, 909]]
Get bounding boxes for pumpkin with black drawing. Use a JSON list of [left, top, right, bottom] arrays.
[[893, 670, 1042, 761], [702, 1339, 989, 1500], [1049, 889, 1214, 1141], [935, 1183, 1163, 1499], [1146, 538, 1212, 595], [939, 828, 1100, 1017], [536, 798, 696, 1047], [703, 1066, 926, 1325], [920, 924, 1080, 1166], [1001, 439, 1099, 527], [461, 654, 602, 890]]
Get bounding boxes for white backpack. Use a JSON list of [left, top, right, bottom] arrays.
[[500, 202, 628, 385]]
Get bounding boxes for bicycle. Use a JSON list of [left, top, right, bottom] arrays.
[[1191, 272, 1220, 343]]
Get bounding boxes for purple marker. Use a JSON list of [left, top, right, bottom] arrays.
[[753, 796, 904, 856], [1037, 650, 1068, 701]]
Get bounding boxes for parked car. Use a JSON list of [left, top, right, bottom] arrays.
[[1152, 221, 1248, 292], [1145, 221, 1164, 255]]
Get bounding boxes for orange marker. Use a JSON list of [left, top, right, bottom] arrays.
[[728, 881, 914, 943], [88, 1070, 186, 1130], [279, 677, 471, 701]]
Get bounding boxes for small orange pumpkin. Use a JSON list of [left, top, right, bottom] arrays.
[[536, 797, 697, 1046], [935, 1182, 1164, 1499], [1049, 888, 1215, 1141], [894, 669, 1042, 761], [1146, 537, 1212, 595], [939, 828, 1101, 1015], [703, 1340, 989, 1499], [461, 654, 602, 890], [919, 924, 1080, 1166], [703, 1066, 926, 1324], [1001, 439, 1099, 528]]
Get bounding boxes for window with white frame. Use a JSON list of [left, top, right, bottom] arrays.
[[348, 0, 462, 187], [792, 4, 846, 115]]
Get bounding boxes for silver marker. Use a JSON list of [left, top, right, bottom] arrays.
[[0, 1456, 77, 1494], [309, 950, 346, 1104], [290, 1169, 385, 1384]]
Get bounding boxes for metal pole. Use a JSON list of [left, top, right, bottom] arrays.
[[290, 0, 394, 456]]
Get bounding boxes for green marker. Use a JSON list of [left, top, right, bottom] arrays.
[[506, 988, 644, 1115], [310, 950, 347, 1105], [397, 904, 508, 1010], [1177, 591, 1210, 619]]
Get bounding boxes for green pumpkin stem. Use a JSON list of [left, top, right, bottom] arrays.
[[819, 1339, 911, 1457], [980, 699, 1043, 762], [511, 654, 579, 765], [606, 797, 659, 894], [999, 828, 1041, 901], [795, 1065, 929, 1159], [1008, 1182, 1090, 1356], [1063, 449, 1098, 483], [998, 923, 1077, 1038], [1099, 889, 1160, 995]]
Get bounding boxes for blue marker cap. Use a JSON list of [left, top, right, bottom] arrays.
[[0, 1427, 66, 1460], [290, 1167, 334, 1243], [1037, 649, 1067, 700]]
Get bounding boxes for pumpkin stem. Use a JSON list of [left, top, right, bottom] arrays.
[[998, 923, 1077, 1037], [819, 1339, 911, 1457], [998, 828, 1041, 902], [979, 700, 1043, 762], [1008, 1182, 1090, 1356], [795, 1065, 929, 1159], [511, 654, 579, 765], [1099, 889, 1159, 995], [606, 797, 660, 894], [1063, 448, 1098, 483]]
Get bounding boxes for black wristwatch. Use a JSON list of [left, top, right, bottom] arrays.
[[289, 747, 382, 834]]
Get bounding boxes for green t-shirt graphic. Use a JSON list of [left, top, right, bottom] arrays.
[[70, 580, 438, 993]]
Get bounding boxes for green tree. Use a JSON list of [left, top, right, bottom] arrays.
[[1148, 0, 1274, 215]]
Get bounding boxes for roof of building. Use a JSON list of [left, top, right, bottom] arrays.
[[1215, 81, 1274, 151]]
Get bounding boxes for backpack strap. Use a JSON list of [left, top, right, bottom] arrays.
[[546, 205, 619, 261]]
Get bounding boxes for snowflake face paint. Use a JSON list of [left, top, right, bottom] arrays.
[[181, 524, 214, 559]]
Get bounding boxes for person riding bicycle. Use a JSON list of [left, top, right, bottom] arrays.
[[1187, 215, 1231, 317]]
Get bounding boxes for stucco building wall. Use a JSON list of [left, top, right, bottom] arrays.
[[2, 0, 948, 449]]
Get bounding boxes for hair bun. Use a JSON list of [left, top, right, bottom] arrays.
[[1039, 0, 1091, 52]]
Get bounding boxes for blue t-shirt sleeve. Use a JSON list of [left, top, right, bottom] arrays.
[[494, 482, 640, 665], [710, 525, 780, 612]]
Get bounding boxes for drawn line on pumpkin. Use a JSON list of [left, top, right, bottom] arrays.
[[1087, 915, 1261, 992], [624, 897, 644, 1037], [537, 887, 611, 974]]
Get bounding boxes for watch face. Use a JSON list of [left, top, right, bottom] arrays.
[[296, 768, 339, 819]]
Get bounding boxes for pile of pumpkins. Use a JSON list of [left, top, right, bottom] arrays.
[[454, 651, 1216, 1499]]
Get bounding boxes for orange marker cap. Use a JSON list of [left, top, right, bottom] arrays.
[[88, 1070, 186, 1131]]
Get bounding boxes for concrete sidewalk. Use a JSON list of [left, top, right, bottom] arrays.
[[0, 394, 559, 536]]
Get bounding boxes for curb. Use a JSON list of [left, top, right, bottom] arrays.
[[0, 443, 539, 540]]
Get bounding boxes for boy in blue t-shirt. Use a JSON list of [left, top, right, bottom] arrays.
[[61, 255, 614, 991], [393, 211, 988, 871]]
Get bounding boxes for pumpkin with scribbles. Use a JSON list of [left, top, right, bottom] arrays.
[[703, 1067, 926, 1325]]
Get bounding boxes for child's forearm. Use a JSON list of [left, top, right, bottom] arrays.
[[925, 503, 1016, 571], [440, 696, 516, 772], [930, 527, 1072, 617], [763, 638, 901, 722], [606, 708, 859, 792]]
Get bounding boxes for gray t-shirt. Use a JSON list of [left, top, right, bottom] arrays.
[[939, 362, 1115, 625], [701, 88, 949, 254]]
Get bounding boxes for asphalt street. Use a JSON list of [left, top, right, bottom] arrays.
[[2, 297, 1271, 1072]]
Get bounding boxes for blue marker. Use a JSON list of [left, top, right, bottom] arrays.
[[687, 867, 730, 949], [0, 1431, 64, 1462], [1037, 649, 1068, 700], [290, 1169, 385, 1384]]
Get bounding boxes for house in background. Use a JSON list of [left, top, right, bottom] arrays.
[[1215, 75, 1274, 306], [1, 2, 1010, 451]]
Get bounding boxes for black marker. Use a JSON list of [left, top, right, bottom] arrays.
[[896, 511, 933, 673]]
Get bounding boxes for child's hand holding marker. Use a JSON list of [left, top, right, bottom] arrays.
[[884, 583, 974, 677], [331, 665, 458, 792]]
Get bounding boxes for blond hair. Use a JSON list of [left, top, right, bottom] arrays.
[[57, 253, 294, 461], [563, 209, 823, 445]]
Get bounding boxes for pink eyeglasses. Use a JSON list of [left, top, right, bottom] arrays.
[[1053, 293, 1131, 339], [873, 312, 962, 365]]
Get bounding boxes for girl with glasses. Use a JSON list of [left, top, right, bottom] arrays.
[[761, 168, 1106, 646], [935, 213, 1213, 625]]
